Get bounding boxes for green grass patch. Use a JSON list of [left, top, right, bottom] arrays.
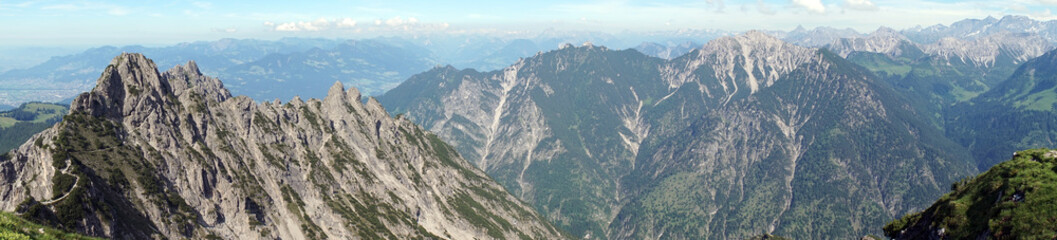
[[886, 148, 1057, 239], [0, 211, 102, 240], [449, 191, 515, 239], [1014, 88, 1057, 111]]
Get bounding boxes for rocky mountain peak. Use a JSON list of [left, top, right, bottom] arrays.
[[827, 28, 913, 58], [71, 53, 168, 119], [698, 30, 811, 62], [321, 81, 367, 117], [999, 15, 1030, 23], [926, 31, 1054, 66], [870, 27, 905, 38], [902, 15, 1057, 44], [70, 53, 232, 123], [322, 81, 358, 104], [781, 26, 864, 47], [691, 30, 817, 94], [1, 53, 565, 239], [739, 30, 781, 42], [165, 61, 231, 103]]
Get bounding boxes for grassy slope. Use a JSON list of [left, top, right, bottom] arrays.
[[0, 102, 67, 153], [885, 148, 1057, 239], [0, 212, 101, 240], [0, 102, 66, 127]]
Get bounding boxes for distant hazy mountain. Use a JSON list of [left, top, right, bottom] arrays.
[[633, 41, 700, 59], [459, 39, 543, 71], [0, 46, 82, 73], [779, 15, 1057, 50], [217, 39, 436, 101], [380, 32, 977, 239], [902, 15, 1057, 44], [409, 30, 721, 71], [0, 38, 343, 106], [780, 25, 864, 47], [827, 27, 918, 58], [1, 32, 722, 108]]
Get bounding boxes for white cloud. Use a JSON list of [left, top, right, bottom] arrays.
[[273, 22, 297, 31], [844, 0, 878, 11], [383, 16, 419, 27], [337, 18, 357, 28], [791, 0, 826, 13], [272, 18, 330, 31], [268, 16, 446, 33], [385, 17, 405, 26]]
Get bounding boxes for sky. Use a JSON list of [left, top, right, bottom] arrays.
[[1, 0, 1056, 47]]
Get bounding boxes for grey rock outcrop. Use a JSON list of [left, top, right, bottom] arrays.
[[0, 53, 565, 239]]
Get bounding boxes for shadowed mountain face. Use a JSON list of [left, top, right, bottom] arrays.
[[0, 53, 565, 239], [818, 24, 1057, 172], [946, 49, 1057, 169], [380, 32, 978, 239]]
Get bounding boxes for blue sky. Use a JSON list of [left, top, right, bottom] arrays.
[[1, 0, 1056, 46]]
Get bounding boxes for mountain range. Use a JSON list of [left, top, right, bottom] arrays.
[[0, 53, 565, 239], [7, 15, 1057, 109], [379, 31, 979, 239], [2, 14, 1057, 239]]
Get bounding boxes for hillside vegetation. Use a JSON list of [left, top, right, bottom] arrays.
[[885, 148, 1057, 239]]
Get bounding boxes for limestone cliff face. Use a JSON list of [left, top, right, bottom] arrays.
[[380, 32, 979, 239], [0, 53, 565, 239]]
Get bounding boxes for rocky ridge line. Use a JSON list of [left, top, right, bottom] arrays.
[[0, 53, 565, 239]]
